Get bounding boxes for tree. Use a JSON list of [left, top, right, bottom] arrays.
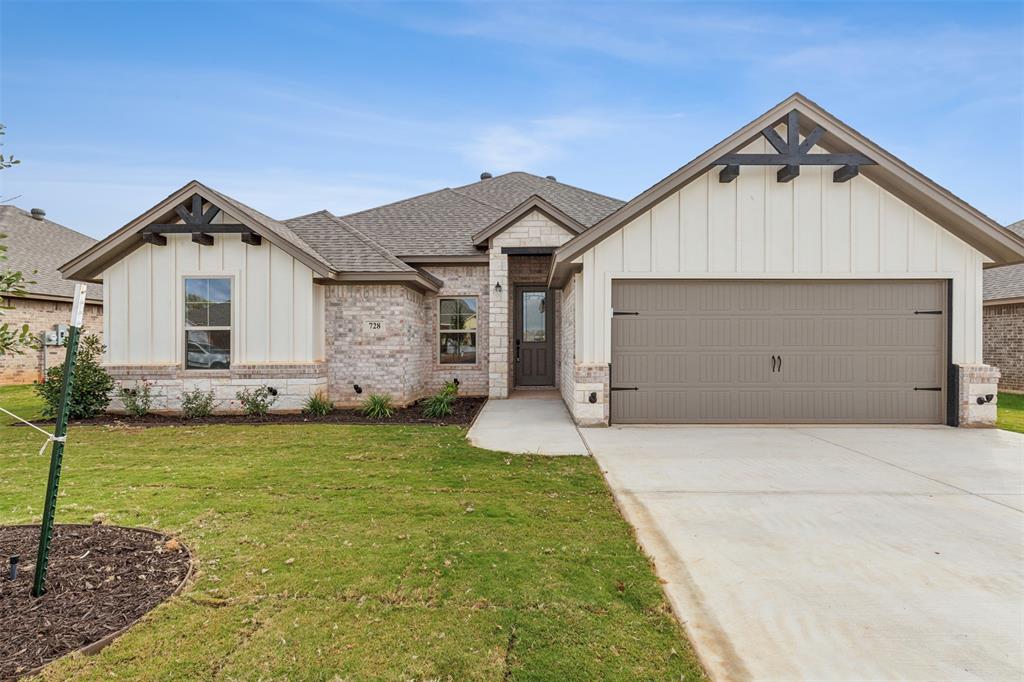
[[0, 122, 35, 356]]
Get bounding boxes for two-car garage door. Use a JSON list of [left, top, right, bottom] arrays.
[[610, 280, 948, 424]]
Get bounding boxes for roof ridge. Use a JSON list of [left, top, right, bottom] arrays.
[[285, 208, 334, 222], [322, 212, 413, 272], [456, 171, 625, 204]]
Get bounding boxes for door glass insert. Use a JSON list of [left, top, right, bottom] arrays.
[[522, 291, 546, 342]]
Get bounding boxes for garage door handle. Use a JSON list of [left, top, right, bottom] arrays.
[[778, 355, 782, 372], [771, 355, 777, 372]]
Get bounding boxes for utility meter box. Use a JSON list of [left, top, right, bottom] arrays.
[[55, 324, 70, 346], [43, 330, 59, 346]]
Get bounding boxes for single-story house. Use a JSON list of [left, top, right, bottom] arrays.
[[60, 93, 1024, 426], [983, 219, 1024, 392], [0, 205, 103, 384]]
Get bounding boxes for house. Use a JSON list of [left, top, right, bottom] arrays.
[[983, 219, 1024, 392], [60, 93, 1024, 426], [0, 206, 103, 384]]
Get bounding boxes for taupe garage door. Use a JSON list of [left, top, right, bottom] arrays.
[[610, 280, 947, 424]]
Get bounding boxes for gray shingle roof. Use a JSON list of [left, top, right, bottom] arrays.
[[0, 205, 102, 301], [284, 211, 414, 273], [330, 172, 624, 257], [454, 172, 625, 227], [984, 220, 1024, 302]]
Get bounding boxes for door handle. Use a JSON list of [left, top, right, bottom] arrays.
[[777, 355, 782, 372], [515, 339, 521, 363], [771, 355, 778, 372]]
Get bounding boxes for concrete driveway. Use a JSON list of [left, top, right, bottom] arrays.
[[583, 426, 1024, 681]]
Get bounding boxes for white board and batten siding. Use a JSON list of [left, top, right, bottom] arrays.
[[578, 135, 988, 366], [103, 233, 324, 365]]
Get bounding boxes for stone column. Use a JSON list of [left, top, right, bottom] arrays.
[[957, 364, 1000, 427], [488, 251, 509, 398]]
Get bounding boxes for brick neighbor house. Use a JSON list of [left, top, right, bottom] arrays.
[[983, 219, 1024, 393], [60, 94, 1024, 426], [0, 205, 103, 384]]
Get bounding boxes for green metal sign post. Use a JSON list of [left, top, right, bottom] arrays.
[[31, 283, 87, 598]]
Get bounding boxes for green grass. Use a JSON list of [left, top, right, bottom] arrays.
[[997, 392, 1024, 434], [0, 385, 703, 681]]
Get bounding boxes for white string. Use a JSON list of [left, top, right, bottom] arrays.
[[0, 405, 66, 455]]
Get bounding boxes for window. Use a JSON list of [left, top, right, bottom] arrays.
[[439, 296, 477, 364], [521, 290, 546, 342], [184, 277, 232, 370]]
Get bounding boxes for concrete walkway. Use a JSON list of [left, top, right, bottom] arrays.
[[582, 425, 1024, 681], [467, 391, 588, 455]]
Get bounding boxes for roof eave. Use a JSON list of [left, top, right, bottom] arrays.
[[984, 296, 1024, 306], [60, 181, 336, 281], [316, 270, 442, 293]]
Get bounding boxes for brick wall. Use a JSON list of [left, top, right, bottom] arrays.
[[420, 265, 490, 397], [324, 283, 428, 406], [0, 296, 103, 385], [983, 302, 1024, 392]]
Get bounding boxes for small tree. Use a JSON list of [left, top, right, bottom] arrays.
[[36, 333, 114, 419]]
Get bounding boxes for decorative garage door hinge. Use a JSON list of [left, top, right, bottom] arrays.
[[612, 310, 639, 316], [913, 387, 942, 391], [610, 386, 640, 391], [913, 310, 943, 315]]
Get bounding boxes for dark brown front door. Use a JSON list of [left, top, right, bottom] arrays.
[[514, 286, 555, 386]]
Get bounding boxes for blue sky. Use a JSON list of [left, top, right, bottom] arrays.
[[1, 0, 1022, 238]]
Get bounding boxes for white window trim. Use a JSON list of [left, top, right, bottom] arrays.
[[183, 275, 234, 371], [438, 295, 479, 365]]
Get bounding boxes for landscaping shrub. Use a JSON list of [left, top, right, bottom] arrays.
[[236, 385, 278, 417], [181, 388, 215, 419], [36, 333, 114, 419], [422, 381, 459, 418], [117, 381, 154, 417], [360, 393, 394, 420], [303, 391, 334, 417]]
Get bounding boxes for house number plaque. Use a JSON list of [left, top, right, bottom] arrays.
[[365, 320, 385, 334]]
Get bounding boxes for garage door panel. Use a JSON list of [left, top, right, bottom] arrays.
[[781, 318, 822, 347], [865, 390, 942, 422], [610, 280, 946, 424]]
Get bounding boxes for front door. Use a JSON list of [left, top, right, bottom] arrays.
[[514, 286, 555, 386]]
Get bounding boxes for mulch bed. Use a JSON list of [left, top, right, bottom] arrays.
[[20, 396, 486, 429], [0, 524, 192, 680]]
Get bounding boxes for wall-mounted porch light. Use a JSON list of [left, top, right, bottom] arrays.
[[494, 282, 502, 293]]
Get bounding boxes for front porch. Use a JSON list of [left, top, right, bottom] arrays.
[[485, 206, 578, 399]]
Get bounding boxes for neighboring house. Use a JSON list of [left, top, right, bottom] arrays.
[[61, 93, 1024, 426], [983, 219, 1024, 392], [0, 206, 103, 385]]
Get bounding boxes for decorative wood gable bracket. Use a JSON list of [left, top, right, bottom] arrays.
[[140, 194, 262, 247], [715, 110, 876, 184]]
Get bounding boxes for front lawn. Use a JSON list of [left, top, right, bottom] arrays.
[[997, 392, 1024, 434], [0, 384, 702, 680]]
